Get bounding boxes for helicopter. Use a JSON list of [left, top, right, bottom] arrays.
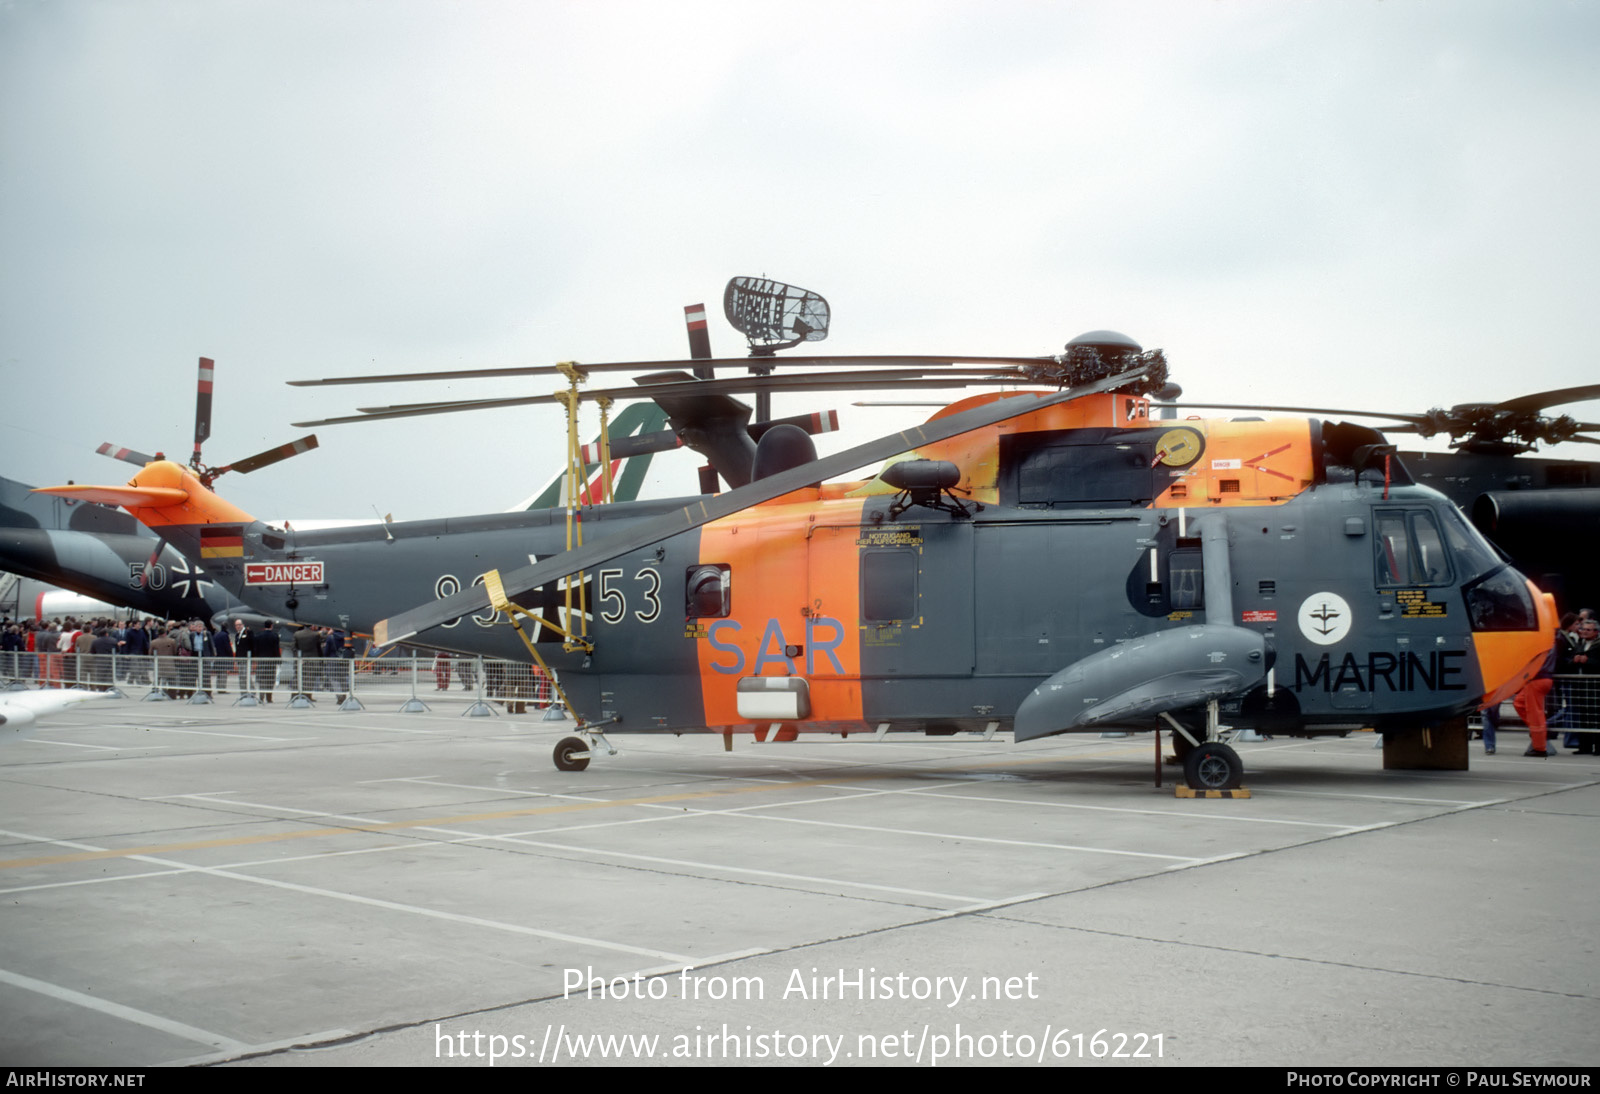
[[41, 282, 1559, 790]]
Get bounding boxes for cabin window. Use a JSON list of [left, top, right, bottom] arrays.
[[861, 550, 917, 622], [685, 564, 731, 618], [1169, 549, 1204, 609]]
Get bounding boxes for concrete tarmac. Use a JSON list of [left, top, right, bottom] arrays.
[[1, 685, 1595, 1068]]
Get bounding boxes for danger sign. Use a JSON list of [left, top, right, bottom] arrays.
[[245, 561, 325, 585]]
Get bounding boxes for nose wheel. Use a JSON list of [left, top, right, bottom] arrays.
[[1183, 741, 1243, 791], [1163, 701, 1247, 791]]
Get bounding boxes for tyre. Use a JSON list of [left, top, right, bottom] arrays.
[[1183, 741, 1243, 791], [553, 735, 591, 772]]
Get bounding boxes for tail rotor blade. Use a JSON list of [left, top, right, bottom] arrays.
[[137, 539, 167, 589], [193, 356, 215, 466], [96, 442, 158, 467], [209, 435, 319, 481]]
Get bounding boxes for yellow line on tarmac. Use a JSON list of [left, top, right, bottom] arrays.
[[0, 781, 817, 870]]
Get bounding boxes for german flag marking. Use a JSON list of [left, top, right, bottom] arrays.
[[199, 526, 244, 559]]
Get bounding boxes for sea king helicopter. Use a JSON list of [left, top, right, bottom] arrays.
[[41, 278, 1558, 790]]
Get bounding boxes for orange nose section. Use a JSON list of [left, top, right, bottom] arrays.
[[1472, 583, 1559, 709]]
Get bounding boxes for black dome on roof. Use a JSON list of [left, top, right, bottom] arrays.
[[1065, 330, 1142, 354]]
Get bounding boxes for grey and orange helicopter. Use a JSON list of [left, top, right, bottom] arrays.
[[42, 279, 1559, 790]]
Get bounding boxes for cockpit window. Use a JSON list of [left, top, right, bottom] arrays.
[[1435, 503, 1501, 583], [1375, 509, 1453, 587]]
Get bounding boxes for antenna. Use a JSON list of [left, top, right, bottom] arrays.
[[723, 277, 830, 356], [724, 276, 831, 422]]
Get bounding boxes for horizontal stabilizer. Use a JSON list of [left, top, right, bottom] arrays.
[[34, 484, 189, 509], [1014, 625, 1266, 741]]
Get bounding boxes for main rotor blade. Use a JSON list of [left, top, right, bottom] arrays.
[[375, 366, 1147, 645], [295, 369, 1033, 428], [216, 435, 320, 476], [1493, 384, 1600, 415], [287, 354, 1058, 387], [1150, 401, 1430, 426], [96, 442, 158, 467]]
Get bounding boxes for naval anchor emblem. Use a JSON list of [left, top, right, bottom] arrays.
[[1297, 592, 1352, 646]]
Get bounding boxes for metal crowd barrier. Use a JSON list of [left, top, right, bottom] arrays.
[[1545, 673, 1600, 736], [0, 651, 560, 716]]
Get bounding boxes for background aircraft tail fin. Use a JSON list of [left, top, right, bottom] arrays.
[[512, 402, 672, 512]]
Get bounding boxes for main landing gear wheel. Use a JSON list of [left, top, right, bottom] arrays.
[[1183, 741, 1243, 791], [553, 736, 591, 772]]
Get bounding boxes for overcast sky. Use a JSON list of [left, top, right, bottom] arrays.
[[3, 0, 1597, 522]]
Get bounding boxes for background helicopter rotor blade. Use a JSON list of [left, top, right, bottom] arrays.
[[1492, 384, 1600, 415], [374, 366, 1148, 645], [1155, 384, 1600, 449]]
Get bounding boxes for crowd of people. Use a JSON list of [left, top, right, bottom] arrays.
[[0, 614, 358, 703], [2, 615, 152, 689], [3, 614, 549, 712]]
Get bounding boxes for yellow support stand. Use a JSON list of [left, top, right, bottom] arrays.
[[553, 362, 591, 652], [481, 569, 590, 725]]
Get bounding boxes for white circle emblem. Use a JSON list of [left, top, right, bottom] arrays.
[[1298, 592, 1352, 646]]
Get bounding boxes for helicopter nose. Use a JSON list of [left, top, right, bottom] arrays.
[[1470, 574, 1558, 710]]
